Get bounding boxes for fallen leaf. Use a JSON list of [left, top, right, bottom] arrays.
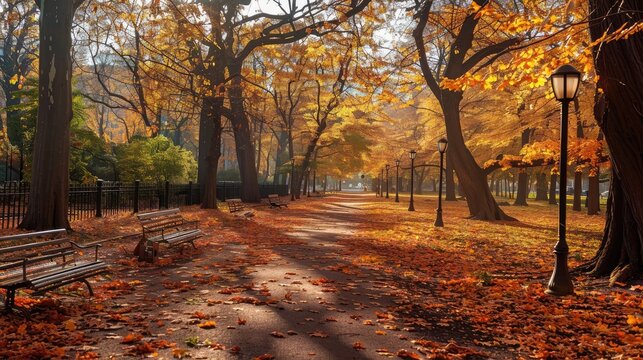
[[308, 331, 329, 338], [198, 321, 217, 329], [353, 342, 366, 350]]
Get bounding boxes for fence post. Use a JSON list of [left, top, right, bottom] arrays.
[[165, 180, 170, 209], [96, 179, 103, 217], [134, 180, 140, 213], [187, 181, 193, 205]]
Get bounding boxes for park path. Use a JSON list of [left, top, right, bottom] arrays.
[[84, 193, 459, 360]]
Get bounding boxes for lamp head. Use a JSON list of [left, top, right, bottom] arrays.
[[550, 64, 581, 101], [409, 149, 417, 160], [437, 138, 448, 154], [395, 159, 400, 166]]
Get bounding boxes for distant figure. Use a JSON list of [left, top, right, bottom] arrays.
[[363, 186, 368, 192]]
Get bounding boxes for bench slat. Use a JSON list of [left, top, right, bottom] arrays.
[[30, 261, 107, 287], [0, 249, 75, 272], [0, 229, 67, 244], [0, 238, 70, 256], [33, 266, 109, 294], [137, 208, 181, 220], [0, 260, 74, 287], [164, 231, 202, 245]]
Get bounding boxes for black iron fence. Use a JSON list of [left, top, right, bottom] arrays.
[[0, 181, 288, 229]]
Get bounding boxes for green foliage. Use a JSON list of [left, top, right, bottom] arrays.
[[217, 168, 241, 181], [6, 78, 113, 183], [114, 135, 196, 183]]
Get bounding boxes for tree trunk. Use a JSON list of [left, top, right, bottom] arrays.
[[415, 167, 426, 195], [445, 151, 456, 201], [514, 169, 529, 205], [514, 128, 531, 206], [535, 172, 548, 201], [255, 120, 263, 174], [273, 131, 289, 185], [198, 100, 215, 193], [495, 175, 500, 196], [200, 97, 223, 209], [21, 0, 76, 230], [549, 173, 558, 205], [585, 0, 643, 283], [587, 168, 600, 215], [228, 65, 260, 202], [573, 170, 582, 211], [439, 93, 512, 220]]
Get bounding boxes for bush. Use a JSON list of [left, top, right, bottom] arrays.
[[217, 168, 241, 181], [114, 135, 196, 183]]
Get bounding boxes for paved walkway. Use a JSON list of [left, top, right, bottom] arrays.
[[78, 193, 489, 359]]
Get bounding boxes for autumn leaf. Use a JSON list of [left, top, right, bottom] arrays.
[[270, 331, 285, 338], [63, 319, 77, 331], [253, 355, 274, 360], [192, 311, 209, 320], [353, 342, 366, 350], [396, 349, 422, 359], [308, 331, 329, 338], [172, 348, 190, 359], [17, 324, 27, 336], [121, 333, 143, 344], [197, 321, 217, 329]]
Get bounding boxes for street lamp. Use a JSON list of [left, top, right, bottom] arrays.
[[381, 168, 384, 198], [395, 159, 401, 202], [546, 64, 581, 296], [435, 138, 448, 227], [385, 164, 390, 199], [306, 168, 311, 197], [290, 158, 296, 201], [409, 150, 417, 211]]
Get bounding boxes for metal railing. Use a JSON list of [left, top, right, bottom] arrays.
[[0, 181, 289, 229]]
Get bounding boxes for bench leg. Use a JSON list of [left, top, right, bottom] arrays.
[[81, 279, 94, 297], [3, 288, 15, 312]]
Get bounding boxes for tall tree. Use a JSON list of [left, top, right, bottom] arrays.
[[584, 0, 643, 283], [514, 128, 531, 206], [20, 0, 85, 230], [412, 0, 519, 220], [176, 0, 373, 202]]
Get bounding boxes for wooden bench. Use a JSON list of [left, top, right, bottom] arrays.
[[226, 199, 255, 218], [135, 208, 203, 262], [268, 194, 288, 208], [0, 229, 108, 313]]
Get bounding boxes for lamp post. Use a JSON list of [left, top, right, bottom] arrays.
[[290, 158, 296, 201], [435, 138, 448, 227], [385, 164, 390, 199], [395, 159, 400, 202], [381, 168, 384, 198], [306, 168, 311, 196], [409, 150, 417, 211], [546, 64, 581, 296]]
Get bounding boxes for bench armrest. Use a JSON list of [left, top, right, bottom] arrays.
[[70, 241, 102, 261]]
